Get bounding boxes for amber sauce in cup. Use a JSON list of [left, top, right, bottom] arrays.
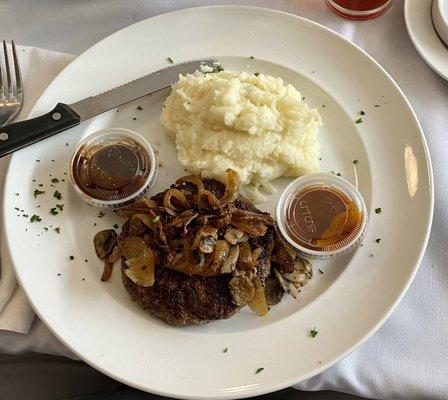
[[277, 173, 367, 258]]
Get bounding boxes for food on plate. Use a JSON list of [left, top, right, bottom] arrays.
[[93, 169, 313, 325], [70, 128, 157, 208], [276, 173, 367, 258], [160, 70, 322, 203]]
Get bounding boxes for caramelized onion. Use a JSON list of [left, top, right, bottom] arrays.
[[237, 242, 253, 270], [163, 188, 189, 211], [175, 175, 205, 194], [231, 220, 268, 237], [101, 261, 114, 282], [197, 189, 220, 208], [248, 277, 269, 316], [220, 168, 240, 203]]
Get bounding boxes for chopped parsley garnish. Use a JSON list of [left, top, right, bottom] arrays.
[[30, 214, 41, 223], [93, 222, 97, 227], [15, 193, 19, 196], [51, 178, 59, 183], [310, 327, 318, 338], [369, 253, 374, 258], [132, 117, 137, 120], [57, 273, 61, 276], [33, 189, 45, 198], [374, 104, 380, 107], [166, 56, 174, 64], [360, 110, 365, 115], [255, 367, 264, 374], [375, 207, 382, 214], [49, 208, 58, 216], [137, 105, 143, 111], [152, 215, 161, 223], [375, 238, 382, 243], [353, 160, 359, 164], [43, 227, 48, 231], [69, 255, 74, 261], [38, 184, 43, 187], [84, 259, 88, 263], [54, 227, 60, 234], [56, 204, 64, 211], [254, 72, 260, 77], [53, 190, 62, 200], [97, 211, 105, 218], [249, 56, 254, 59], [36, 160, 40, 162], [318, 269, 324, 275], [336, 172, 341, 177], [113, 223, 119, 229], [14, 207, 19, 211], [222, 348, 228, 353], [355, 117, 363, 124]]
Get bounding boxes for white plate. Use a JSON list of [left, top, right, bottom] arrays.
[[432, 0, 448, 46], [3, 6, 433, 399], [405, 0, 448, 80]]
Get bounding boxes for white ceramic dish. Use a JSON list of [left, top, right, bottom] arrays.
[[3, 6, 433, 399], [432, 0, 448, 45], [405, 0, 448, 81]]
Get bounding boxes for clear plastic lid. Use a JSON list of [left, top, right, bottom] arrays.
[[69, 128, 157, 209], [276, 173, 368, 258]]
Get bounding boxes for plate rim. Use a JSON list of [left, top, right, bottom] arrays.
[[405, 0, 448, 81], [3, 5, 434, 399]]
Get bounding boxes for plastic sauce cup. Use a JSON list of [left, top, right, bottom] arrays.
[[69, 128, 157, 209], [276, 173, 368, 258]]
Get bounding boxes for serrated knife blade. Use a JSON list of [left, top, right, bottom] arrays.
[[0, 59, 216, 157], [70, 59, 216, 121]]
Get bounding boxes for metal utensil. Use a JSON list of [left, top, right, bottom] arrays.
[[0, 59, 216, 158], [0, 40, 23, 127]]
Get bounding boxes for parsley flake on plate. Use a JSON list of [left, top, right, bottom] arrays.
[[33, 189, 45, 198], [53, 190, 62, 200], [310, 327, 318, 338], [255, 367, 264, 374], [30, 215, 41, 223]]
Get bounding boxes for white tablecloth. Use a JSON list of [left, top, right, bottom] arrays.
[[0, 1, 447, 399]]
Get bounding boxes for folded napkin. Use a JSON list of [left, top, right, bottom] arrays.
[[0, 46, 75, 333]]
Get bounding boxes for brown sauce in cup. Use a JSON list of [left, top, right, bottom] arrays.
[[72, 140, 151, 202], [284, 185, 363, 251]]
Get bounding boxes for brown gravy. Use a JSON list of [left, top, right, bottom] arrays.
[[72, 140, 151, 201], [284, 185, 363, 250]]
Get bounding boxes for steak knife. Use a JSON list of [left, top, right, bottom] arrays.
[[0, 59, 216, 158]]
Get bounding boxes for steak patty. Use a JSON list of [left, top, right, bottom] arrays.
[[121, 178, 274, 326]]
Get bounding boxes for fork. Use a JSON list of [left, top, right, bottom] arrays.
[[0, 40, 23, 127]]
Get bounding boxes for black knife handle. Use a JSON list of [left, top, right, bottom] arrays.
[[0, 103, 81, 158]]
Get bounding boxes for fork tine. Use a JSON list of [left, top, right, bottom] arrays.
[[0, 49, 3, 99], [2, 40, 12, 99], [11, 41, 22, 100]]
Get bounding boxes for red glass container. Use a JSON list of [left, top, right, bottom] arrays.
[[326, 0, 392, 20]]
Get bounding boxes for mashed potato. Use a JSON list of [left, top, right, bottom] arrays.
[[161, 70, 322, 202]]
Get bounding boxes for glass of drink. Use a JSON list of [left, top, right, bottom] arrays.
[[325, 0, 392, 20]]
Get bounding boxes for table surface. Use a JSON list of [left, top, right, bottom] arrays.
[[1, 1, 447, 399]]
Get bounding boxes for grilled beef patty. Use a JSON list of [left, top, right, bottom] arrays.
[[121, 179, 273, 326]]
